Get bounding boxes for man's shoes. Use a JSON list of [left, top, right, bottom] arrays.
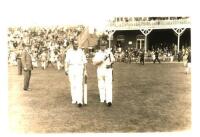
[[100, 100, 106, 103], [72, 101, 77, 104], [78, 103, 82, 107], [24, 88, 31, 91], [107, 102, 112, 107]]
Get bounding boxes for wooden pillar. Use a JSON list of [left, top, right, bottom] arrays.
[[172, 28, 186, 54], [177, 34, 180, 53], [140, 29, 152, 53], [145, 35, 147, 52]]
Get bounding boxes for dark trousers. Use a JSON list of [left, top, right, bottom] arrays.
[[140, 58, 144, 65], [17, 59, 22, 75], [24, 70, 31, 90], [153, 57, 160, 63]]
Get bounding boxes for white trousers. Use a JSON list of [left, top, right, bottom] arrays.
[[57, 61, 63, 70], [41, 61, 47, 69], [68, 66, 84, 104], [97, 68, 113, 103], [32, 61, 38, 67], [186, 63, 191, 74]]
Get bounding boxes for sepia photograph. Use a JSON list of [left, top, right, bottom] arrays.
[[0, 0, 199, 136]]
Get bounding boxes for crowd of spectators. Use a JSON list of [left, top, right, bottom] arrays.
[[7, 25, 191, 67], [113, 44, 191, 63], [8, 25, 86, 70]]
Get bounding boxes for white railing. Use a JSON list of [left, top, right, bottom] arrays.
[[106, 18, 191, 30]]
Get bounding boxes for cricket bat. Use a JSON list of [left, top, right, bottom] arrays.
[[83, 73, 87, 105]]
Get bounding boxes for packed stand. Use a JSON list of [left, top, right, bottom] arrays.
[[8, 25, 86, 70], [113, 43, 191, 64]]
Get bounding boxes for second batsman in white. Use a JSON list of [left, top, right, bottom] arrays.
[[93, 39, 115, 107], [65, 38, 87, 107]]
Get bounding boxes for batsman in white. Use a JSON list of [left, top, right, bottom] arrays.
[[93, 39, 115, 107], [65, 38, 87, 107]]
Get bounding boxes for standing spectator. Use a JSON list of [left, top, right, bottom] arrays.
[[153, 50, 161, 63], [10, 50, 17, 65], [46, 49, 56, 69], [124, 49, 130, 63], [152, 51, 156, 62], [186, 50, 191, 74], [183, 52, 188, 67], [65, 38, 87, 107], [178, 51, 183, 62], [40, 50, 48, 70], [135, 49, 140, 63], [92, 39, 115, 107], [21, 44, 33, 91], [140, 49, 145, 65], [55, 51, 63, 70], [162, 53, 167, 62], [16, 47, 23, 75]]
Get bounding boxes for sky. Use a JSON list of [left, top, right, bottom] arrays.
[[1, 0, 196, 32]]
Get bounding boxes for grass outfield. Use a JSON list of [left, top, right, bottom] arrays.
[[8, 62, 191, 133]]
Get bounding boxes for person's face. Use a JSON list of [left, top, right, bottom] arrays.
[[73, 41, 78, 50], [100, 45, 106, 51]]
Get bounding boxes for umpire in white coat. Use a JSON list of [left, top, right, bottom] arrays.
[[93, 39, 115, 106], [65, 38, 87, 107]]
